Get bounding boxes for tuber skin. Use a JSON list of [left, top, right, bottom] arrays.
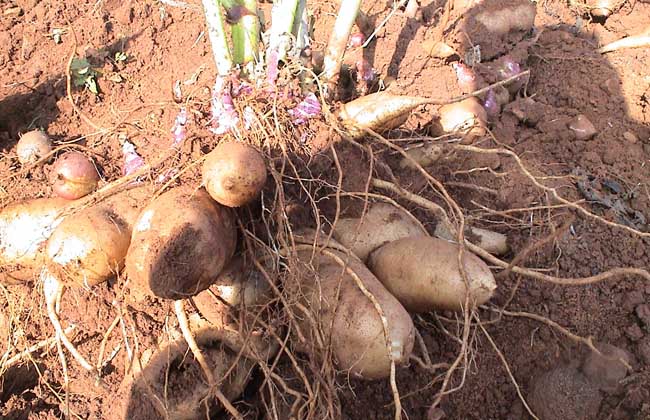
[[50, 151, 100, 200], [16, 130, 52, 164], [368, 237, 497, 312], [0, 197, 70, 284], [125, 187, 237, 300], [202, 142, 267, 208], [293, 248, 415, 380]]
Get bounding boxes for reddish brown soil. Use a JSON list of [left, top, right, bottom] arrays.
[[1, 0, 649, 419]]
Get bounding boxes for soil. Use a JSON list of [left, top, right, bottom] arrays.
[[1, 0, 649, 419]]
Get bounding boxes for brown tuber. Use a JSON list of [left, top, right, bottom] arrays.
[[191, 259, 279, 362], [108, 327, 254, 420], [125, 187, 237, 300], [368, 237, 496, 312], [332, 202, 428, 261], [338, 92, 432, 138], [50, 151, 100, 200], [399, 143, 445, 169], [293, 248, 415, 380], [0, 197, 70, 284], [197, 256, 273, 308], [16, 130, 52, 164], [437, 97, 487, 140], [421, 40, 456, 59], [202, 142, 267, 207], [434, 223, 509, 256], [45, 206, 132, 287]]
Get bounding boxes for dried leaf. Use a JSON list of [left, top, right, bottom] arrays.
[[421, 40, 456, 59], [107, 73, 123, 83]]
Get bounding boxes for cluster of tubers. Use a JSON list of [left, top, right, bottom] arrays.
[[337, 92, 490, 141], [288, 201, 502, 380], [1, 140, 270, 418], [1, 131, 506, 414]]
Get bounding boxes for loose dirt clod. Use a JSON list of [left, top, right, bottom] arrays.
[[529, 364, 603, 420], [581, 343, 632, 393]]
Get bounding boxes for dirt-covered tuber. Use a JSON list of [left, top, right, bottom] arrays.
[[0, 197, 69, 284], [437, 97, 487, 139], [332, 203, 428, 261], [16, 130, 52, 165], [125, 187, 237, 300], [368, 237, 496, 312], [45, 206, 132, 287], [293, 248, 415, 380], [108, 327, 254, 420], [202, 142, 267, 207]]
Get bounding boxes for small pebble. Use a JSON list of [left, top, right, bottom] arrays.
[[3, 6, 22, 16], [623, 131, 638, 143], [604, 78, 619, 96], [568, 115, 597, 140], [602, 148, 617, 165], [427, 407, 445, 420]]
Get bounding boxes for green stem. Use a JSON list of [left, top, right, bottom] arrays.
[[232, 0, 259, 65], [202, 0, 233, 76], [322, 0, 362, 85]]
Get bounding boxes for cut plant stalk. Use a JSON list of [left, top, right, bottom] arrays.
[[266, 0, 300, 84], [202, 0, 233, 76], [229, 0, 260, 66], [292, 0, 309, 52], [267, 0, 300, 58], [322, 0, 362, 93], [292, 0, 312, 86]]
